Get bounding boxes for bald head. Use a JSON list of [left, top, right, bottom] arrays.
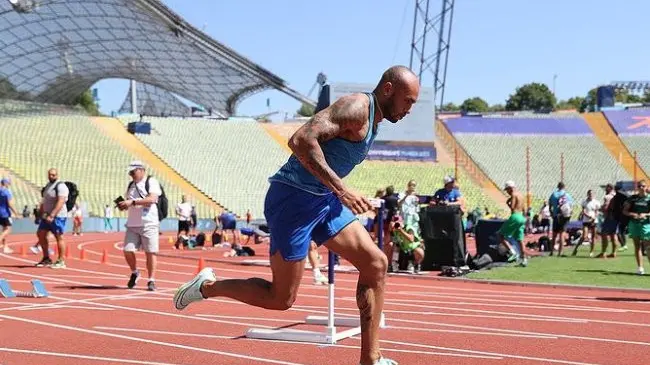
[[374, 65, 420, 123], [377, 66, 419, 87], [47, 168, 58, 183]]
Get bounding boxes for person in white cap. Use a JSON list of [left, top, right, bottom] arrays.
[[431, 175, 465, 213], [117, 161, 162, 291], [497, 180, 528, 266]]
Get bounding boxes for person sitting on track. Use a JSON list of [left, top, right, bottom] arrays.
[[173, 65, 420, 365]]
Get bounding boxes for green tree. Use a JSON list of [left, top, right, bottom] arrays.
[[72, 89, 100, 116], [488, 104, 505, 112], [0, 77, 30, 100], [643, 90, 650, 103], [505, 83, 556, 111], [441, 102, 461, 112], [460, 97, 489, 112], [296, 103, 315, 117]]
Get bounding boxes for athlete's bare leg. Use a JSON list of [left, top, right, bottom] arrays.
[[199, 251, 305, 310], [324, 221, 388, 365]]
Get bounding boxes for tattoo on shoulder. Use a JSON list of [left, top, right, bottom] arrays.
[[304, 94, 367, 142]]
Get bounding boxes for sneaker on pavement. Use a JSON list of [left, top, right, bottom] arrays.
[[35, 257, 52, 267], [50, 259, 66, 269], [147, 280, 156, 291], [173, 267, 217, 310], [127, 271, 140, 289], [313, 273, 328, 285], [2, 246, 13, 254]]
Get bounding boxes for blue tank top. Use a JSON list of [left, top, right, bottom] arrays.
[[269, 93, 379, 195]]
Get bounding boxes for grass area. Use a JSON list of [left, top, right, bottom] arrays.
[[466, 247, 650, 290]]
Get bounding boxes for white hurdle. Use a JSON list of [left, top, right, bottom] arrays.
[[245, 198, 387, 344]]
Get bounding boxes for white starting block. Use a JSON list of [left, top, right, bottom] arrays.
[[245, 199, 388, 345]]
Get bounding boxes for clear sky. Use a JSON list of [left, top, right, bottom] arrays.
[[94, 0, 650, 119]]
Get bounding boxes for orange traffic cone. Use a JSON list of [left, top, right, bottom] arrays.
[[195, 257, 205, 274], [101, 249, 108, 264], [80, 248, 86, 261], [20, 245, 26, 257]]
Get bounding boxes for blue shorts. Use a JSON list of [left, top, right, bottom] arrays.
[[38, 217, 67, 235], [264, 182, 357, 261]]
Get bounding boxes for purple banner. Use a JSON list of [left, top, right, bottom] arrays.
[[445, 116, 592, 135], [367, 141, 436, 161], [603, 110, 650, 135]]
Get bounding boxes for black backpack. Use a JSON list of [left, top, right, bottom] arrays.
[[130, 176, 168, 221], [42, 181, 78, 212]]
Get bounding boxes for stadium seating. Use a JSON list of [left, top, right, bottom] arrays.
[[446, 115, 630, 212], [602, 109, 650, 179], [118, 115, 289, 218], [0, 103, 213, 218], [0, 167, 41, 215]]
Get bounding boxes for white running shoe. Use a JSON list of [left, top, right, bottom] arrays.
[[173, 267, 217, 310], [313, 273, 328, 285]]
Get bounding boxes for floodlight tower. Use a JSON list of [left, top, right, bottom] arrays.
[[409, 0, 455, 112]]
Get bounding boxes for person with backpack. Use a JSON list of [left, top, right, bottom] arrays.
[[117, 161, 166, 291], [35, 168, 70, 269], [548, 182, 573, 257]]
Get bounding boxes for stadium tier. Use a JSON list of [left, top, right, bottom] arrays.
[[602, 109, 650, 179], [0, 103, 214, 218], [118, 115, 289, 218], [445, 115, 630, 212]]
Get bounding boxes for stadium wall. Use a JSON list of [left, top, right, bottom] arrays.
[[328, 83, 436, 161], [6, 217, 249, 235]]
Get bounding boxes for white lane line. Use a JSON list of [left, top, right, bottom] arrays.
[[93, 326, 503, 360], [0, 347, 190, 365], [0, 314, 307, 365]]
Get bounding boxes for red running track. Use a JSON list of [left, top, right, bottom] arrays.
[[1, 233, 650, 365]]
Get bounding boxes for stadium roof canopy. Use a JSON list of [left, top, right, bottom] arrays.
[[0, 0, 314, 116]]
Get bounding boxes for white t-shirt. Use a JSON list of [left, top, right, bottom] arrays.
[[125, 177, 162, 228], [105, 206, 113, 219], [540, 206, 551, 220], [581, 199, 601, 222], [398, 192, 419, 221], [176, 202, 192, 221]]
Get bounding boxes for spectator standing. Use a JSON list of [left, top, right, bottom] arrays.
[[104, 204, 114, 233], [36, 168, 69, 269], [548, 182, 573, 256], [0, 178, 19, 254], [622, 180, 650, 275], [118, 161, 162, 291], [175, 195, 192, 248]]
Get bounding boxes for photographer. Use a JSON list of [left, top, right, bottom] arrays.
[[390, 215, 424, 274], [117, 161, 161, 291]]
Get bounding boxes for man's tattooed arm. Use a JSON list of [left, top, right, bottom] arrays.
[[288, 94, 367, 196]]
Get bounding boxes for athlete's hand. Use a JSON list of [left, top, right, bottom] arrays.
[[339, 188, 372, 215]]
